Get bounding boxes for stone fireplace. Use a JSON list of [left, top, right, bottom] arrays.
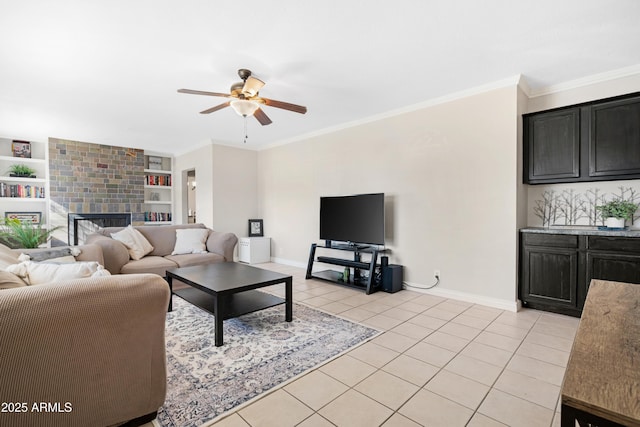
[[48, 138, 146, 246]]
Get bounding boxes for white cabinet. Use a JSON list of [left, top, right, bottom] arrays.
[[0, 137, 49, 228], [143, 153, 173, 224], [238, 237, 271, 264]]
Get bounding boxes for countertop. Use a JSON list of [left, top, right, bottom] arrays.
[[521, 226, 640, 238]]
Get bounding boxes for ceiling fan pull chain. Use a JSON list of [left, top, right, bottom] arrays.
[[243, 116, 248, 143]]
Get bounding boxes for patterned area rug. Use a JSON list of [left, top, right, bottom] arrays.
[[157, 295, 379, 427]]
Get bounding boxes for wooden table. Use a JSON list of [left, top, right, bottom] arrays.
[[561, 279, 640, 427], [166, 263, 292, 346]]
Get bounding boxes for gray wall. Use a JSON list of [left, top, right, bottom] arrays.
[[48, 138, 145, 244]]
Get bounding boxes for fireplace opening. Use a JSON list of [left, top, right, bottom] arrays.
[[68, 213, 132, 245]]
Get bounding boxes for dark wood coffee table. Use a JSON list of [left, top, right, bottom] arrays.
[[166, 262, 292, 346]]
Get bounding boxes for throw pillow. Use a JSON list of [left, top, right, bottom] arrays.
[[111, 225, 154, 260], [18, 253, 77, 263], [0, 243, 19, 269], [41, 255, 78, 264], [5, 261, 111, 285], [171, 228, 209, 255], [20, 247, 81, 262], [0, 270, 27, 290]]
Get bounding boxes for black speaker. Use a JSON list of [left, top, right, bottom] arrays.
[[382, 264, 403, 293], [380, 256, 389, 267]]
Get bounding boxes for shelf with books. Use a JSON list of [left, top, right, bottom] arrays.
[[143, 211, 172, 223], [0, 137, 50, 228], [144, 175, 172, 186], [0, 182, 46, 198], [143, 152, 173, 225]]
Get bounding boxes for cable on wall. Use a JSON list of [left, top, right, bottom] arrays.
[[403, 274, 440, 290]]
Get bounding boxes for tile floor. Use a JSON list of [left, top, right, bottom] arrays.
[[165, 263, 580, 427]]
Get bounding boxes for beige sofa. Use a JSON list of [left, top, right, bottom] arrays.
[[0, 245, 169, 427], [86, 223, 238, 276]]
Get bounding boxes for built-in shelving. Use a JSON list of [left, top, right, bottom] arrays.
[[143, 152, 173, 225], [0, 137, 50, 229]]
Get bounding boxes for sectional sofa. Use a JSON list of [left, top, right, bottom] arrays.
[[85, 223, 238, 276], [0, 244, 169, 427]]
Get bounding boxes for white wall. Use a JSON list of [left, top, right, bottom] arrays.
[[175, 142, 258, 242], [211, 144, 258, 237], [180, 70, 640, 310], [516, 86, 529, 231], [527, 180, 640, 228], [175, 144, 215, 226], [258, 85, 522, 309]]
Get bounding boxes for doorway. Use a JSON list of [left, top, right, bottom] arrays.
[[184, 169, 196, 224]]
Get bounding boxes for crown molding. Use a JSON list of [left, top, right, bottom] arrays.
[[529, 64, 640, 98], [252, 65, 640, 152], [260, 75, 524, 151], [172, 138, 215, 157], [516, 74, 532, 97]]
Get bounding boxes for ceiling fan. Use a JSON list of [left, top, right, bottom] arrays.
[[178, 68, 307, 126]]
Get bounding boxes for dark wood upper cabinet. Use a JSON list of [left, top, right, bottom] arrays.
[[524, 92, 640, 184], [589, 97, 640, 178], [525, 108, 580, 182]]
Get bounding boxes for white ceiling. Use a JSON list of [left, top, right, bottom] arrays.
[[1, 0, 639, 154]]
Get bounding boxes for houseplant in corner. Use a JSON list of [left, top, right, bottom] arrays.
[[596, 200, 638, 229], [0, 218, 60, 249]]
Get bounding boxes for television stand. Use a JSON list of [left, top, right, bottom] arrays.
[[332, 243, 369, 251], [305, 243, 385, 294], [351, 244, 370, 250]]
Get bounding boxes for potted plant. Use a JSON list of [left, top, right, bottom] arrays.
[[8, 164, 36, 178], [0, 218, 60, 249], [596, 200, 638, 229]]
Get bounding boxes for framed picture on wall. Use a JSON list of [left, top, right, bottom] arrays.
[[11, 140, 31, 158], [248, 219, 264, 237], [5, 211, 42, 224]]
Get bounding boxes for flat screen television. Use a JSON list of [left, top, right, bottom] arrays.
[[320, 193, 385, 246]]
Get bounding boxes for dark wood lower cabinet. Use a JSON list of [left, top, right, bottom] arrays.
[[586, 253, 640, 292], [520, 233, 582, 316], [523, 247, 578, 313], [520, 231, 640, 317]]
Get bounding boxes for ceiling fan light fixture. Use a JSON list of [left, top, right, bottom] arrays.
[[178, 68, 306, 127], [242, 76, 265, 97], [230, 99, 259, 117]]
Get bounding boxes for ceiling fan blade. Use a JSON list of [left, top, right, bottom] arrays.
[[242, 76, 265, 97], [261, 97, 307, 114], [253, 108, 273, 126], [200, 101, 230, 114], [178, 88, 231, 98]]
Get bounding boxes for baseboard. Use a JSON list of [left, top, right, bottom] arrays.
[[403, 281, 519, 312], [270, 258, 520, 312], [270, 257, 308, 269]]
